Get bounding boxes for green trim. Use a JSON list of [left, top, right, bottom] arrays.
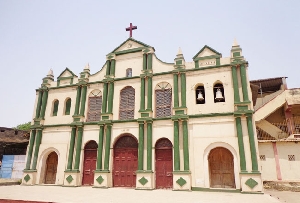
[[141, 113, 149, 117], [112, 119, 137, 123], [147, 77, 152, 110], [107, 82, 114, 113], [193, 45, 222, 60], [233, 52, 240, 57], [79, 86, 87, 116], [140, 78, 145, 111], [189, 112, 233, 118], [57, 67, 77, 78], [240, 64, 250, 102], [31, 129, 42, 170], [180, 73, 186, 108], [104, 125, 112, 170], [25, 130, 36, 170], [235, 117, 247, 172], [173, 74, 179, 107], [154, 54, 174, 65], [102, 83, 108, 114], [194, 55, 220, 61], [74, 127, 83, 170], [74, 86, 81, 115], [173, 170, 191, 174], [174, 121, 180, 171], [110, 59, 116, 75], [147, 122, 152, 170], [216, 58, 220, 66], [52, 99, 59, 117], [110, 37, 152, 53], [138, 123, 144, 170], [182, 120, 189, 171], [191, 187, 241, 193], [175, 110, 185, 115], [40, 90, 48, 119], [105, 60, 110, 76], [67, 127, 76, 170], [115, 47, 143, 55], [96, 125, 104, 170], [35, 91, 43, 119], [246, 115, 259, 172], [147, 53, 152, 70], [231, 66, 241, 103], [143, 54, 147, 71]]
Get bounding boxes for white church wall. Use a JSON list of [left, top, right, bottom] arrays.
[[115, 53, 143, 78], [152, 55, 174, 73], [258, 142, 277, 181]]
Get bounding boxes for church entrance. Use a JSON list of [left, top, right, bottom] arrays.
[[44, 151, 58, 184], [113, 135, 138, 187], [82, 140, 98, 186], [209, 147, 235, 188], [155, 138, 173, 189]]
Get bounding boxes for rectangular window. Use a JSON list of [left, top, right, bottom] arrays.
[[288, 155, 295, 161], [259, 155, 266, 161]]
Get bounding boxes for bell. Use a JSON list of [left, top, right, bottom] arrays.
[[215, 88, 224, 100], [197, 91, 204, 101]]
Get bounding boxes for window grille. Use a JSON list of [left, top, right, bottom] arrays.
[[87, 96, 102, 122], [259, 155, 266, 161], [119, 86, 135, 120], [288, 155, 295, 161], [155, 88, 172, 118]]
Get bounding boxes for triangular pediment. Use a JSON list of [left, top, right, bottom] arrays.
[[57, 68, 77, 78], [193, 45, 221, 60], [110, 38, 153, 54]]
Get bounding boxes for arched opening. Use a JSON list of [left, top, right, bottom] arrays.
[[119, 86, 135, 120], [208, 147, 235, 188], [126, 68, 132, 77], [213, 83, 225, 103], [195, 84, 205, 104], [44, 151, 58, 184], [82, 140, 98, 186], [87, 89, 102, 122], [113, 134, 138, 187], [52, 100, 59, 116], [64, 98, 71, 115], [155, 138, 173, 189], [155, 82, 172, 118]]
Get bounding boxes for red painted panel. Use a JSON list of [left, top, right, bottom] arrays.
[[155, 148, 173, 189], [82, 150, 97, 185]]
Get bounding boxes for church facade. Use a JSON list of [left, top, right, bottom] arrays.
[[22, 37, 263, 193]]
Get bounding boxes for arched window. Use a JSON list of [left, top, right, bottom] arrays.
[[119, 86, 135, 120], [195, 85, 205, 104], [87, 90, 102, 122], [52, 100, 59, 116], [155, 82, 172, 118], [213, 82, 225, 103], [64, 98, 71, 115], [126, 68, 132, 77]]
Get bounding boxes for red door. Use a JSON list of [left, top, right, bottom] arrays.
[[113, 135, 138, 187], [44, 152, 58, 184], [82, 141, 98, 186], [209, 147, 235, 188], [155, 138, 173, 189]]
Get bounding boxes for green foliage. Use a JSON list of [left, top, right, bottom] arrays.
[[15, 122, 31, 131]]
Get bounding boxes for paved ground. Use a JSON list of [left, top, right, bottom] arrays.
[[265, 189, 300, 203], [0, 185, 281, 203]]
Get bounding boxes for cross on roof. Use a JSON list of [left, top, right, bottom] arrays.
[[126, 23, 137, 38]]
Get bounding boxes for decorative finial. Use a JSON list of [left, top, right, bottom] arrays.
[[47, 68, 53, 76], [233, 38, 239, 46], [177, 47, 183, 55], [85, 63, 90, 70]]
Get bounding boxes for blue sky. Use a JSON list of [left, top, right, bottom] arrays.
[[0, 0, 299, 127]]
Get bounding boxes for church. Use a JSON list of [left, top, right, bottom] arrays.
[[22, 27, 263, 193]]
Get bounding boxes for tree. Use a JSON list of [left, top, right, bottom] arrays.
[[15, 122, 31, 131]]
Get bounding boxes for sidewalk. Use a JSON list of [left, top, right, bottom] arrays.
[[0, 185, 280, 203]]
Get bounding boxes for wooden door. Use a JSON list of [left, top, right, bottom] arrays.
[[45, 152, 58, 184], [113, 135, 138, 187], [209, 147, 235, 188], [82, 141, 98, 186], [155, 138, 173, 189]]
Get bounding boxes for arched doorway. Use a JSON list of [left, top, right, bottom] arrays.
[[209, 147, 235, 188], [113, 135, 138, 187], [155, 138, 173, 189], [82, 140, 98, 186], [44, 151, 58, 184]]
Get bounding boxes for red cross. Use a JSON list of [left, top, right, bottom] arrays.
[[126, 23, 137, 37]]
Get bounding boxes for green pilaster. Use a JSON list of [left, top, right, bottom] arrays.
[[110, 59, 116, 75], [35, 91, 43, 119], [180, 73, 187, 108], [146, 121, 152, 171], [173, 74, 179, 108], [231, 66, 240, 103], [138, 122, 144, 170], [195, 60, 199, 68], [74, 127, 83, 170], [147, 77, 152, 110], [174, 120, 180, 171], [25, 130, 36, 170], [79, 86, 87, 116], [39, 90, 48, 119], [96, 125, 104, 170], [31, 129, 42, 170], [235, 117, 247, 172], [102, 83, 108, 113], [240, 65, 250, 102], [104, 124, 112, 170], [107, 82, 114, 113], [67, 127, 76, 170], [106, 60, 111, 76], [182, 120, 189, 171], [147, 53, 152, 70], [143, 54, 147, 70], [246, 115, 259, 172], [140, 78, 145, 111], [74, 86, 82, 115]]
